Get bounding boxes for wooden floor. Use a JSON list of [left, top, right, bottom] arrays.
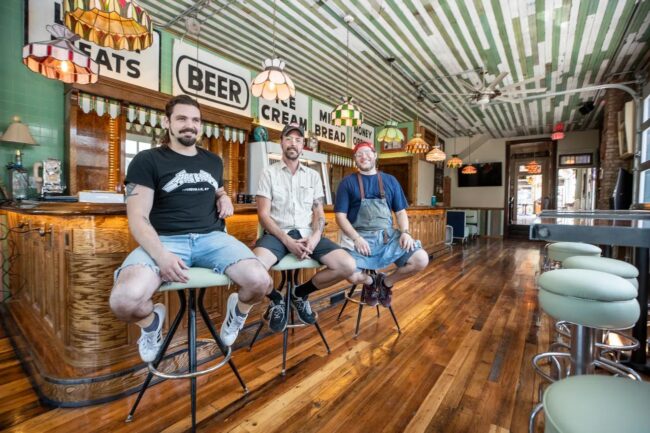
[[2, 239, 555, 433]]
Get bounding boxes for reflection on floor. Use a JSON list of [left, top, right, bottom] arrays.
[[2, 239, 631, 433]]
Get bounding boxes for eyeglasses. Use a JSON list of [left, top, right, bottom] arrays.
[[283, 136, 305, 145], [354, 150, 375, 159]]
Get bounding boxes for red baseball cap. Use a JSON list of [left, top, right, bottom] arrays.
[[353, 141, 375, 154]]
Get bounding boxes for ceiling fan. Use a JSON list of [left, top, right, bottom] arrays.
[[435, 68, 547, 106]]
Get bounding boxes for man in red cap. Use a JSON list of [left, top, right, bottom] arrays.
[[334, 141, 429, 307], [254, 123, 356, 332]]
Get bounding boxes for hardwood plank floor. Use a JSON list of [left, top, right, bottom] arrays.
[[2, 239, 558, 432]]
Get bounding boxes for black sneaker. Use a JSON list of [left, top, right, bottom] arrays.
[[361, 275, 379, 306], [291, 294, 317, 324], [263, 299, 287, 333], [376, 273, 392, 308]]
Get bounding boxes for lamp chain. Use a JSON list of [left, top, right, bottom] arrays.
[[271, 0, 277, 59]]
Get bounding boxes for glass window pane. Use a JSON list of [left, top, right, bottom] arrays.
[[138, 141, 152, 152], [643, 127, 650, 163], [125, 157, 133, 174], [644, 95, 650, 122], [125, 140, 138, 155]]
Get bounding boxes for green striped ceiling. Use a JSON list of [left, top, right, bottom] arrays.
[[137, 0, 650, 138]]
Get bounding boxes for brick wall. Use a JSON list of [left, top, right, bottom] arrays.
[[596, 88, 633, 209]]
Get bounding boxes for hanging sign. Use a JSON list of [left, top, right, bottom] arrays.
[[173, 40, 250, 116], [311, 100, 347, 146], [27, 0, 160, 91], [352, 123, 375, 145], [258, 92, 308, 132]]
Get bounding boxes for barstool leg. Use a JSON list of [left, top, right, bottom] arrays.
[[570, 324, 595, 375], [376, 305, 380, 317], [314, 321, 331, 353], [197, 288, 248, 393], [281, 271, 292, 376], [354, 303, 363, 337], [188, 289, 198, 432], [388, 306, 401, 334], [248, 322, 264, 350], [337, 285, 356, 321], [126, 291, 187, 422]]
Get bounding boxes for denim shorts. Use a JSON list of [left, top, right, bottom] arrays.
[[345, 227, 422, 271], [114, 231, 258, 280]]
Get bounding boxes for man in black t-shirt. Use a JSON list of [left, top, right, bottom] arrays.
[[110, 95, 271, 362]]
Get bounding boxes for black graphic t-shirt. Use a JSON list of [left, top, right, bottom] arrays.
[[125, 146, 225, 235]]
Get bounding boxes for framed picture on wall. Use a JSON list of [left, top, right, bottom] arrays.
[[381, 127, 409, 153]]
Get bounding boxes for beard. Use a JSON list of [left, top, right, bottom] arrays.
[[357, 161, 375, 172], [283, 147, 300, 160], [171, 128, 198, 147]]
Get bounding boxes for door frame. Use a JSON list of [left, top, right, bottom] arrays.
[[504, 138, 557, 237]]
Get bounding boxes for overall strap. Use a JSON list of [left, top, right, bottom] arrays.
[[377, 171, 386, 199], [356, 173, 365, 200]]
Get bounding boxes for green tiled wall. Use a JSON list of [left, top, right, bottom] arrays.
[[0, 0, 65, 188]]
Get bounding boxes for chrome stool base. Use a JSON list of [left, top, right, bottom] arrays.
[[336, 270, 401, 337], [126, 288, 248, 432], [248, 268, 330, 376]]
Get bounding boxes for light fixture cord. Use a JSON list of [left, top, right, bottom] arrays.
[[346, 25, 350, 98], [389, 62, 393, 119], [271, 0, 277, 58]]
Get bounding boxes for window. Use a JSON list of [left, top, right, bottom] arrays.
[[639, 94, 650, 203], [559, 153, 593, 167], [125, 133, 154, 173]]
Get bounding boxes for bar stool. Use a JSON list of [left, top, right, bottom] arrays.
[[126, 268, 248, 432], [248, 254, 331, 376], [531, 269, 641, 383], [543, 242, 601, 271], [561, 255, 640, 361], [336, 269, 401, 337], [530, 375, 650, 433]]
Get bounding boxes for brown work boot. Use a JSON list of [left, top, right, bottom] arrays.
[[377, 273, 393, 308], [361, 274, 379, 306]]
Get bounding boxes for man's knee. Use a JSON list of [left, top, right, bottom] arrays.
[[110, 284, 148, 322], [234, 262, 272, 301], [410, 250, 429, 271], [332, 252, 356, 276]]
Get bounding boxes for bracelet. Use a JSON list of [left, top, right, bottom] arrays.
[[400, 229, 411, 235]]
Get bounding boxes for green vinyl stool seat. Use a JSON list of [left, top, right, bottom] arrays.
[[542, 375, 650, 433], [248, 254, 331, 376], [546, 242, 601, 264], [538, 269, 639, 330], [127, 268, 248, 432], [562, 256, 639, 290]]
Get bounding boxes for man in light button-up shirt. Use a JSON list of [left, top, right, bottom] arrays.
[[254, 123, 356, 333]]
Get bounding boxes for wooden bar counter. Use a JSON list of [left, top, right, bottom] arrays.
[[0, 202, 446, 406]]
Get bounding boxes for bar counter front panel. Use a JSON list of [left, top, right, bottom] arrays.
[[0, 202, 446, 406]]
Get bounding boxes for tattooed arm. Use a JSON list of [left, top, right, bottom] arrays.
[[311, 197, 326, 236], [126, 183, 189, 282]]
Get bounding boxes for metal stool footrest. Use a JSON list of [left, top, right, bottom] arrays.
[[148, 339, 232, 380], [532, 351, 571, 383]]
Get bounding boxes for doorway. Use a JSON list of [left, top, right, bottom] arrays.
[[505, 140, 557, 238], [557, 167, 596, 211]]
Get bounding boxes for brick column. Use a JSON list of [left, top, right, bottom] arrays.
[[596, 88, 632, 209]]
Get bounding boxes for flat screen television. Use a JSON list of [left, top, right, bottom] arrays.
[[458, 162, 502, 187]]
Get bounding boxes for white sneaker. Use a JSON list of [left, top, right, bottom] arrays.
[[137, 303, 166, 363], [220, 293, 247, 346]]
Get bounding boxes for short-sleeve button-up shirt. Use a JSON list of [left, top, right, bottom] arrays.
[[256, 160, 324, 237]]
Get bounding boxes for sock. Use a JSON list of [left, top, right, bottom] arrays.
[[294, 279, 318, 299], [235, 302, 250, 317], [143, 310, 159, 332], [267, 289, 283, 303]]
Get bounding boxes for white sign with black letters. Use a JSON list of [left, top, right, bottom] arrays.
[[352, 123, 375, 146], [172, 40, 250, 116], [27, 0, 160, 91], [258, 92, 308, 132], [311, 100, 347, 146]]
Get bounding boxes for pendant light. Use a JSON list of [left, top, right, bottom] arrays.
[[446, 118, 463, 168], [331, 16, 363, 127], [251, 0, 295, 101], [22, 24, 98, 84], [426, 109, 446, 162], [405, 93, 430, 154], [461, 136, 477, 174], [63, 0, 153, 51], [377, 58, 404, 148], [526, 160, 541, 174]]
